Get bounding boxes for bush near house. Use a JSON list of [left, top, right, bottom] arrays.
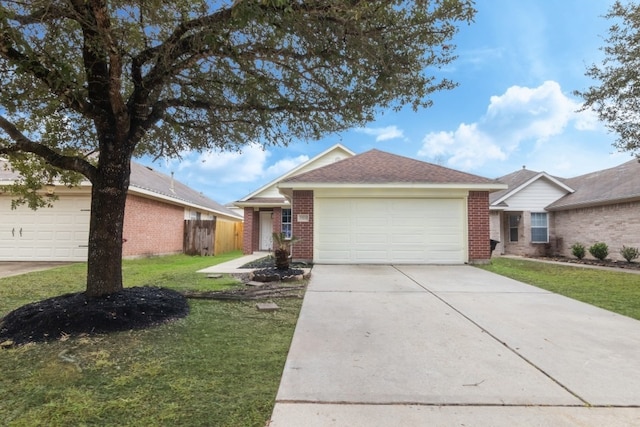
[[571, 243, 586, 260], [589, 242, 609, 261], [620, 245, 640, 263]]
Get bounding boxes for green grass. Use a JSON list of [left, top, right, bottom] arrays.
[[478, 257, 640, 320], [0, 251, 304, 427]]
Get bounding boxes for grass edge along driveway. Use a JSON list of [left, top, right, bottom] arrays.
[[0, 252, 304, 427], [478, 257, 640, 321]]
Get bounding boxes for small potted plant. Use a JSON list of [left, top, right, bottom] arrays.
[[272, 232, 301, 270]]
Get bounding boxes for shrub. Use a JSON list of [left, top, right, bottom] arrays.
[[620, 245, 640, 263], [588, 242, 609, 261], [570, 243, 586, 260]]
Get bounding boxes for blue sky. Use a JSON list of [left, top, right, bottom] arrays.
[[138, 0, 633, 205]]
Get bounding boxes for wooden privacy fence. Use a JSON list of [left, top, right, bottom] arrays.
[[184, 219, 215, 256], [184, 219, 243, 256], [213, 220, 243, 255]]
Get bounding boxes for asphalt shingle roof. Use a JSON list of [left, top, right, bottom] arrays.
[[129, 162, 240, 219], [281, 149, 498, 185], [547, 158, 640, 210], [0, 158, 239, 219]]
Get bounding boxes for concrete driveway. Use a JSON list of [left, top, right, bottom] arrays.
[[269, 265, 640, 426], [0, 262, 72, 279]]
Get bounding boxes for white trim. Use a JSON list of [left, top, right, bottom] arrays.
[[235, 143, 355, 202], [530, 211, 549, 243], [234, 200, 290, 208], [492, 173, 573, 207], [279, 182, 507, 192]]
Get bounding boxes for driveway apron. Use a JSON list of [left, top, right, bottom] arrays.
[[269, 265, 640, 426]]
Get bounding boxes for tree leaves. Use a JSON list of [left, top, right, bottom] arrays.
[[577, 0, 640, 157]]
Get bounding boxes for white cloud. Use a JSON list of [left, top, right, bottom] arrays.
[[356, 125, 404, 141], [418, 81, 599, 171], [265, 155, 310, 178], [183, 143, 269, 183], [166, 143, 309, 186], [420, 123, 506, 170]]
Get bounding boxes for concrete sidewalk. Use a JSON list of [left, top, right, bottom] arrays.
[[196, 252, 271, 274], [269, 265, 640, 426]]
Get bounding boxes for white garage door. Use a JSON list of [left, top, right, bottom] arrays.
[[315, 198, 466, 264], [0, 195, 90, 261]]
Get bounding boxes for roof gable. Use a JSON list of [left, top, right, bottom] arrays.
[[281, 149, 501, 186], [490, 168, 573, 207], [235, 143, 355, 203], [547, 159, 640, 210]]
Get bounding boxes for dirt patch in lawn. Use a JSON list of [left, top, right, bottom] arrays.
[[0, 287, 188, 347]]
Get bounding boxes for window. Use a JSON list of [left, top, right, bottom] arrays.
[[530, 212, 548, 243], [508, 215, 519, 242], [281, 208, 292, 239]]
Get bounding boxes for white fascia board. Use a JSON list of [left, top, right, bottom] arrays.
[[235, 143, 355, 202], [128, 186, 242, 221], [278, 182, 507, 191], [234, 200, 290, 208], [492, 173, 573, 206]]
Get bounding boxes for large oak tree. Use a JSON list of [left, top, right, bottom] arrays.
[[578, 0, 640, 157], [0, 0, 475, 297]]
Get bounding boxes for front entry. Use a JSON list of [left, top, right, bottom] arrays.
[[259, 211, 273, 251]]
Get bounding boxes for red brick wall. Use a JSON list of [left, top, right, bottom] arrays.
[[272, 207, 282, 238], [123, 194, 184, 257], [242, 207, 255, 254], [468, 191, 490, 262], [291, 190, 313, 260]]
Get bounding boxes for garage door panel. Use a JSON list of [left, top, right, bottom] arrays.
[[316, 197, 465, 264], [353, 250, 388, 262], [0, 195, 90, 261], [391, 234, 424, 244]]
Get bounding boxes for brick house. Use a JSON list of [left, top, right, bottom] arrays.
[[490, 159, 640, 261], [236, 146, 505, 265], [0, 159, 242, 261]]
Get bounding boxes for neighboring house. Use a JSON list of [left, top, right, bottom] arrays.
[[0, 159, 242, 261], [490, 159, 640, 261], [236, 146, 506, 264]]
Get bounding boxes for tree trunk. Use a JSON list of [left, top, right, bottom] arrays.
[[275, 248, 290, 270], [85, 154, 131, 297]]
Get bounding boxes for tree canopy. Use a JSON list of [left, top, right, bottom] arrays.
[[0, 0, 475, 296], [577, 0, 640, 157]]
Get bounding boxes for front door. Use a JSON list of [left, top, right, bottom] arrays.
[[259, 211, 273, 251]]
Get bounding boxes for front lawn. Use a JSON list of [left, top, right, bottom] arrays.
[[0, 251, 303, 426], [478, 257, 640, 320]]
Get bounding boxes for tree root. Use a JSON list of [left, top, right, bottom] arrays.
[[180, 284, 305, 301]]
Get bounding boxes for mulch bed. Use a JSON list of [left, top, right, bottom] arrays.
[[531, 256, 640, 271], [251, 267, 305, 282], [239, 255, 312, 270], [0, 287, 189, 347]]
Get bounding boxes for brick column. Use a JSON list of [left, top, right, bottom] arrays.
[[468, 191, 490, 263], [272, 207, 282, 235], [291, 190, 313, 261], [242, 207, 254, 254]]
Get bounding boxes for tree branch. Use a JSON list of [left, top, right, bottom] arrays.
[[0, 33, 99, 118], [0, 114, 97, 181]]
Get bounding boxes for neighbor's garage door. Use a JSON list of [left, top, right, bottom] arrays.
[[315, 198, 465, 264], [0, 195, 90, 261]]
